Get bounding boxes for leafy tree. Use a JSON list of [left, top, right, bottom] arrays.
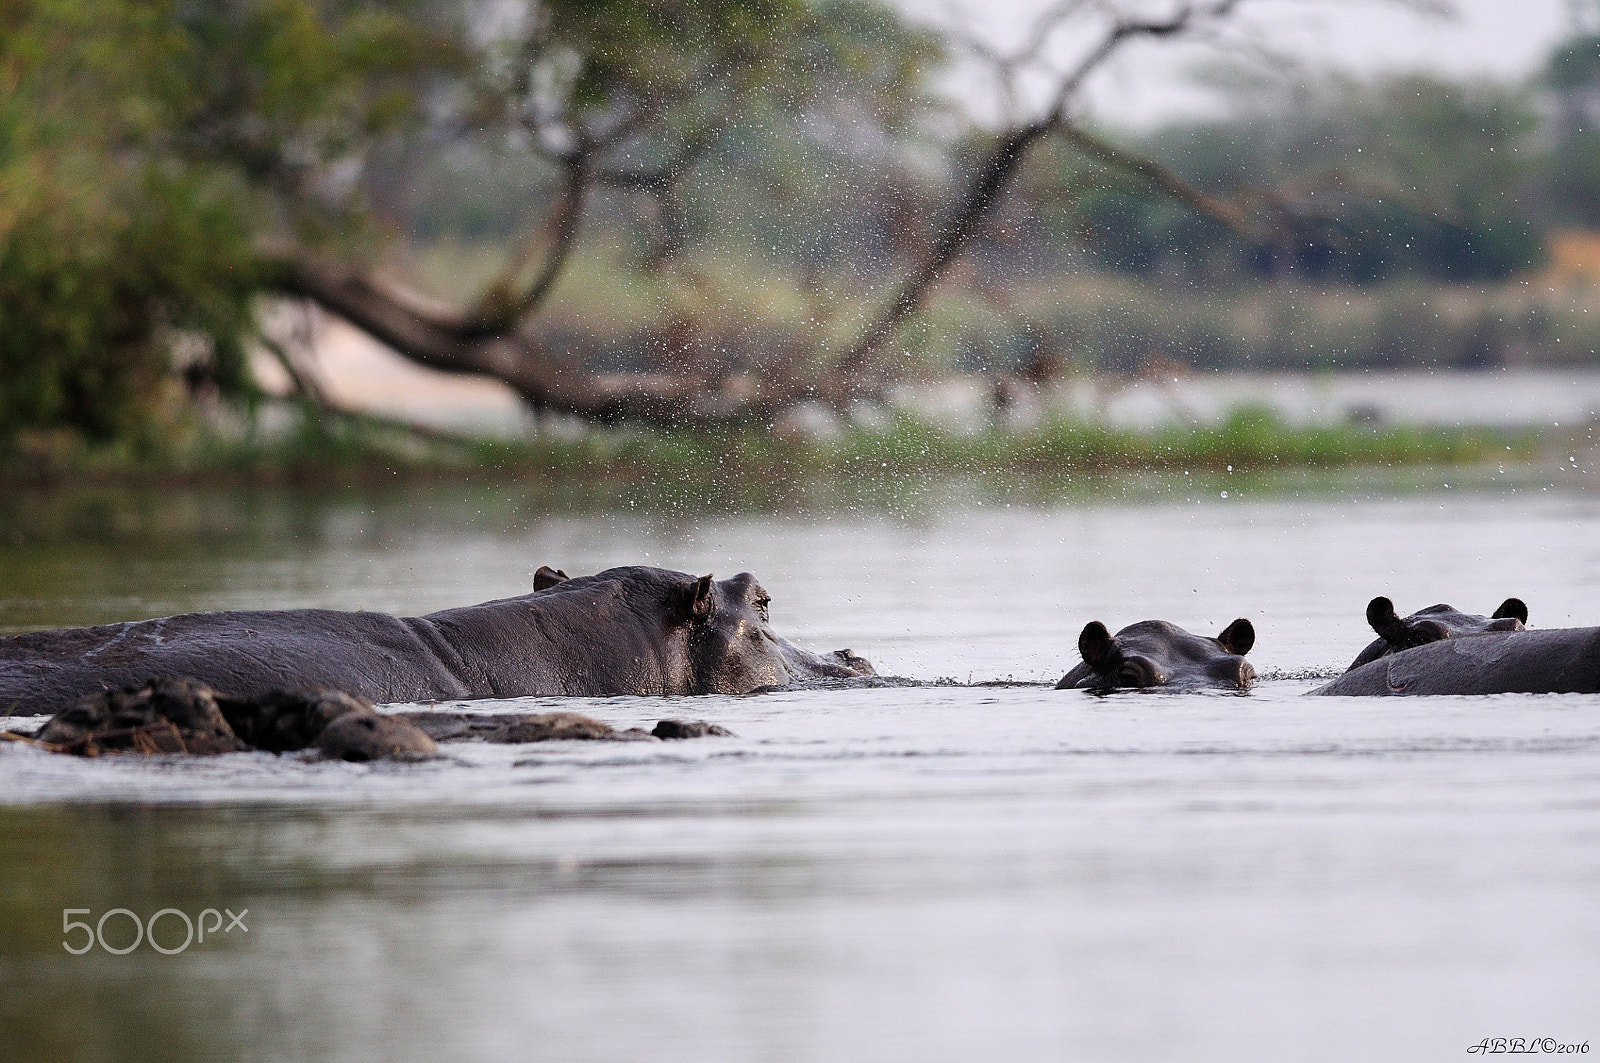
[[0, 0, 438, 447]]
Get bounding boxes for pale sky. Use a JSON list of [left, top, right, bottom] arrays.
[[896, 0, 1577, 125]]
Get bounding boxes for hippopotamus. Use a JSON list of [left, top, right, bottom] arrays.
[[0, 565, 875, 716], [1344, 596, 1527, 670], [1055, 618, 1256, 691], [1310, 626, 1600, 695]]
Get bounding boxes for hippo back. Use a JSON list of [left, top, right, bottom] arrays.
[[1313, 627, 1600, 695], [0, 608, 476, 716], [418, 568, 691, 697], [0, 564, 865, 714]]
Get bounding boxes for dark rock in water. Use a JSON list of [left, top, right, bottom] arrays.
[[28, 678, 436, 760], [33, 678, 248, 756], [652, 719, 736, 739], [399, 710, 733, 743], [218, 688, 372, 753], [830, 649, 876, 675], [501, 712, 619, 743], [312, 711, 438, 761], [402, 710, 646, 744], [23, 681, 727, 759]]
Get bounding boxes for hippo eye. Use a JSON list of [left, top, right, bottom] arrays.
[[1115, 658, 1163, 687], [754, 595, 771, 620]]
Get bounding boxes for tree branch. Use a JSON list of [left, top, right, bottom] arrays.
[[465, 149, 589, 335], [834, 1, 1245, 385], [265, 246, 841, 426], [1057, 121, 1257, 237], [833, 120, 1054, 378]]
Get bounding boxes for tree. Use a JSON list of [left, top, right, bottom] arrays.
[[269, 0, 951, 423], [1046, 72, 1543, 286], [7, 0, 1452, 444], [0, 0, 439, 447]]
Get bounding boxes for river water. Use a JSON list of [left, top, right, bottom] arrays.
[[1, 473, 1597, 1062]]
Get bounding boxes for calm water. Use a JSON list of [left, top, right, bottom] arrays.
[[1, 474, 1598, 1062]]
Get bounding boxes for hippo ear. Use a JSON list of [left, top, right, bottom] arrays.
[[533, 566, 570, 591], [678, 574, 715, 621], [1366, 596, 1410, 645], [1078, 621, 1116, 672], [1217, 618, 1255, 656], [1492, 597, 1528, 624]]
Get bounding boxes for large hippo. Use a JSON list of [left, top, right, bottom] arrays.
[[1310, 626, 1600, 695], [0, 566, 874, 716], [1055, 618, 1256, 691], [1344, 596, 1527, 670]]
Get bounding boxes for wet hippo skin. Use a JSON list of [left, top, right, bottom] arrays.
[[1345, 596, 1527, 671], [1056, 618, 1256, 692], [1312, 627, 1600, 695], [0, 566, 875, 715]]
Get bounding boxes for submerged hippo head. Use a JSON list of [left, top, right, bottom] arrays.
[[1056, 618, 1256, 692], [1346, 596, 1527, 671], [676, 571, 875, 693]]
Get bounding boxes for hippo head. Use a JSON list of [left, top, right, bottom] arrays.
[[1057, 618, 1256, 692], [677, 571, 876, 694], [1346, 596, 1527, 671]]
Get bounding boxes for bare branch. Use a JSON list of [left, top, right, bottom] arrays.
[[594, 117, 729, 191], [939, 0, 1087, 122], [834, 120, 1054, 378], [1043, 1, 1241, 124], [265, 246, 867, 426], [1057, 122, 1256, 236], [464, 150, 589, 335], [834, 0, 1247, 384], [258, 333, 329, 406]]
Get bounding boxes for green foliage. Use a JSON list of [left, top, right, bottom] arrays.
[[0, 164, 258, 445], [0, 0, 443, 449], [1543, 33, 1600, 92], [432, 0, 945, 267], [1043, 74, 1546, 286], [1, 0, 252, 446]]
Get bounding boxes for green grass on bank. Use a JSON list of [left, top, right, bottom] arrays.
[[0, 402, 1556, 490]]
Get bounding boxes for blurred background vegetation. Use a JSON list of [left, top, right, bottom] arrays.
[[3, 0, 1600, 471]]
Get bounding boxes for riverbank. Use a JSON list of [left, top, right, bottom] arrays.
[[0, 402, 1561, 494]]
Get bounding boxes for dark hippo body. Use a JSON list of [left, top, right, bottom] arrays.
[[1346, 596, 1527, 671], [1056, 618, 1256, 692], [0, 566, 874, 716], [1311, 627, 1600, 695]]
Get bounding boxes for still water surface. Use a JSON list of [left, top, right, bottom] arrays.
[[1, 475, 1597, 1061]]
